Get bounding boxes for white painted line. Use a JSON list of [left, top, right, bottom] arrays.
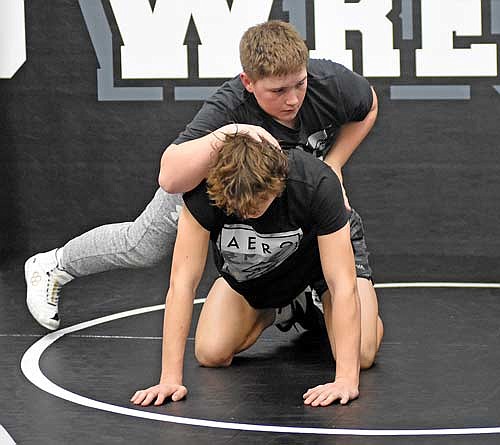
[[71, 334, 163, 340], [0, 333, 162, 340], [374, 282, 500, 289], [0, 424, 16, 445], [0, 334, 42, 338], [20, 284, 500, 436]]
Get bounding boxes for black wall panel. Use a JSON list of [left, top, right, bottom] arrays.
[[2, 1, 499, 281]]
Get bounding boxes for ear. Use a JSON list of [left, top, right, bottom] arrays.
[[240, 72, 255, 93]]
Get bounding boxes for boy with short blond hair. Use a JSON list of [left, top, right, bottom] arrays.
[[239, 20, 309, 79], [26, 21, 382, 382]]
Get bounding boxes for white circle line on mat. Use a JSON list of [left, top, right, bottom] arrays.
[[21, 284, 500, 436]]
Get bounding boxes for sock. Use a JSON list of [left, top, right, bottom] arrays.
[[55, 247, 65, 270]]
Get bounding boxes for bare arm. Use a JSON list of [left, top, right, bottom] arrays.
[[303, 222, 361, 406], [159, 131, 225, 194], [324, 87, 378, 182], [131, 206, 210, 406], [320, 223, 361, 385], [159, 124, 280, 194]]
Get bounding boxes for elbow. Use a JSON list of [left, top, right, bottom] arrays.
[[326, 278, 358, 305], [158, 169, 179, 194], [158, 148, 182, 193], [369, 87, 378, 120]]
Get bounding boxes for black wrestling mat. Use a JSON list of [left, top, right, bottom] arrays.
[[2, 258, 500, 445]]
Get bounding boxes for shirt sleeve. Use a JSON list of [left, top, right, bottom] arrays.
[[311, 169, 349, 236], [171, 83, 238, 145], [182, 181, 218, 232], [334, 63, 373, 123]]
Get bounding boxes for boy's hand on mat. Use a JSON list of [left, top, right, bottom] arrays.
[[302, 379, 359, 407], [130, 382, 188, 406]]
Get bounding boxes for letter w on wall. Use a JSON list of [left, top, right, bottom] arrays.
[[110, 0, 273, 79]]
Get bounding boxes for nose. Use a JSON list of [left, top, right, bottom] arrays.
[[285, 91, 299, 107]]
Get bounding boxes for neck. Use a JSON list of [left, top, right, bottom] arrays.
[[274, 117, 297, 129]]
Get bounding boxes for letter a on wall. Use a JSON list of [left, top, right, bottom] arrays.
[[0, 0, 26, 78]]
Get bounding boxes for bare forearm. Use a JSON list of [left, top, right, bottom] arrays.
[[324, 117, 375, 177], [160, 286, 196, 384], [159, 124, 281, 194], [331, 288, 361, 384], [324, 87, 378, 179], [159, 131, 225, 194]]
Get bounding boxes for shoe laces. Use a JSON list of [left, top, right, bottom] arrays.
[[46, 270, 62, 306]]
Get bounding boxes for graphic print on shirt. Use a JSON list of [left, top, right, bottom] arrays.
[[217, 224, 303, 282], [306, 127, 334, 157]]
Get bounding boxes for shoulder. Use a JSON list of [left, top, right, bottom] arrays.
[[172, 76, 256, 144], [305, 59, 373, 123], [286, 150, 338, 188], [284, 150, 346, 230], [308, 59, 352, 79], [307, 59, 369, 92], [204, 76, 248, 111], [287, 149, 332, 172], [182, 181, 218, 231], [183, 180, 209, 206], [203, 75, 264, 123]]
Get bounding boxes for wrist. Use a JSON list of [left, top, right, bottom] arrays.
[[160, 372, 183, 386], [334, 375, 359, 387], [335, 358, 360, 385], [211, 124, 238, 150], [216, 123, 238, 138]]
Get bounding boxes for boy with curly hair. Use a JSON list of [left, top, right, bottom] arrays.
[[26, 21, 382, 382], [131, 131, 380, 408]]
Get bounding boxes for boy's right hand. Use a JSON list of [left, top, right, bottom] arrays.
[[218, 123, 281, 150], [130, 382, 188, 406]]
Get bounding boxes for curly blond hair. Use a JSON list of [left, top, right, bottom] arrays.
[[207, 133, 288, 218], [239, 20, 309, 80]]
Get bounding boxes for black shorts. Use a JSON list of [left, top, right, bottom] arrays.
[[221, 208, 373, 309], [312, 208, 373, 297]]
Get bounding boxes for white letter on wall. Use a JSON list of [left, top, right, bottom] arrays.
[[192, 0, 273, 78], [0, 0, 26, 78], [110, 0, 272, 79], [110, 0, 191, 78], [311, 0, 400, 77], [416, 0, 497, 77]]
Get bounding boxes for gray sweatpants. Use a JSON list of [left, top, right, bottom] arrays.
[[61, 188, 373, 282], [61, 188, 183, 277]]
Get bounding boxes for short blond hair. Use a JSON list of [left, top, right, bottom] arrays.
[[239, 20, 309, 80], [207, 133, 288, 218]]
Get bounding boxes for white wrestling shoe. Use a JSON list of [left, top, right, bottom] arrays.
[[25, 249, 74, 330]]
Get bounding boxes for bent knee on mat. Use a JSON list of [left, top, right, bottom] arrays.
[[195, 344, 234, 368], [360, 317, 384, 369], [360, 345, 378, 369]]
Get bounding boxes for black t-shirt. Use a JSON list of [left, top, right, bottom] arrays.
[[183, 150, 349, 309], [172, 59, 373, 157]]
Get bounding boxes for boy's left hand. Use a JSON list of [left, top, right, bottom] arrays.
[[303, 379, 359, 407]]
